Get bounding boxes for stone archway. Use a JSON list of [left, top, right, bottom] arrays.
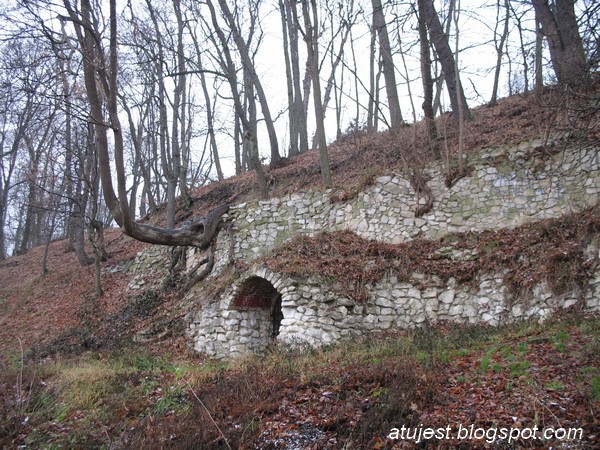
[[233, 275, 284, 342], [188, 267, 298, 358]]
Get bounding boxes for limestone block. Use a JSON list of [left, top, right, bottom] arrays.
[[424, 297, 438, 313], [462, 304, 477, 319], [448, 304, 464, 316], [329, 307, 347, 321], [408, 287, 422, 299], [439, 290, 455, 304], [364, 314, 378, 324], [318, 317, 334, 326], [375, 297, 395, 308]]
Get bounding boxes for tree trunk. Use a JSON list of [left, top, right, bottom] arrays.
[[535, 15, 544, 94], [214, 0, 282, 168], [63, 0, 231, 249], [371, 0, 404, 129], [172, 0, 189, 207], [532, 0, 588, 86], [244, 68, 269, 200], [286, 0, 309, 155], [417, 0, 440, 160], [367, 21, 377, 131], [489, 0, 510, 106], [453, 0, 466, 177], [422, 0, 471, 121], [509, 2, 531, 94], [189, 25, 224, 181], [145, 0, 177, 229], [302, 0, 332, 186], [321, 15, 354, 119], [206, 0, 269, 199]]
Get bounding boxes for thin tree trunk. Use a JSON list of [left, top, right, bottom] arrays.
[[207, 0, 268, 199], [302, 0, 332, 186], [453, 0, 466, 177], [489, 0, 510, 106], [215, 0, 282, 167], [244, 67, 269, 199], [189, 27, 224, 181], [417, 0, 440, 159], [279, 0, 298, 157], [367, 21, 377, 131], [172, 0, 189, 206], [422, 0, 471, 121], [509, 3, 530, 94], [532, 0, 588, 86], [285, 0, 309, 154], [371, 0, 404, 128]]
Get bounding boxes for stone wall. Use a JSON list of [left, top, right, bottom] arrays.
[[195, 138, 599, 277], [187, 256, 600, 358], [181, 138, 600, 358]]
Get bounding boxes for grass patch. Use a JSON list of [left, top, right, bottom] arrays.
[[545, 381, 564, 390], [591, 376, 600, 401], [552, 330, 570, 352], [509, 360, 531, 378]]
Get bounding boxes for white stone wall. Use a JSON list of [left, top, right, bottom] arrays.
[[187, 260, 600, 358], [181, 139, 600, 358], [280, 267, 600, 348]]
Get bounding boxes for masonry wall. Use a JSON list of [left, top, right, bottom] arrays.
[[195, 138, 599, 277], [181, 138, 600, 358]]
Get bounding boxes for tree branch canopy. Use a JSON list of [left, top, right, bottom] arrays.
[[65, 0, 230, 248]]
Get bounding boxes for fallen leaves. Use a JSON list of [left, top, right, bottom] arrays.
[[261, 206, 600, 303]]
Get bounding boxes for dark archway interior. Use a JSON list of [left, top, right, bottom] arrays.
[[234, 276, 278, 307], [271, 294, 283, 338], [234, 276, 283, 337]]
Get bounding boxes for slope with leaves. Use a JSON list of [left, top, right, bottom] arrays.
[[0, 85, 599, 448]]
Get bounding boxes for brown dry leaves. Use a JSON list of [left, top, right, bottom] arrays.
[[0, 230, 146, 360], [261, 206, 600, 302]]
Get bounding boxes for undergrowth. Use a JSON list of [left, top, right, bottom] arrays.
[[1, 313, 598, 449]]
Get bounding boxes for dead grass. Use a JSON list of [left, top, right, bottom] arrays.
[[1, 314, 598, 449]]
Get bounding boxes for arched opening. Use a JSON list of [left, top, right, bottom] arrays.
[[234, 276, 283, 339]]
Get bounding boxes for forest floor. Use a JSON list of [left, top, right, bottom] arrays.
[[1, 85, 599, 448]]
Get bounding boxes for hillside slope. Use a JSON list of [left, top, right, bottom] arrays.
[[0, 86, 590, 359], [0, 87, 599, 448]]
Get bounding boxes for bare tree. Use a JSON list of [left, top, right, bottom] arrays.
[[321, 1, 359, 127], [371, 0, 404, 129], [187, 17, 225, 182], [279, 0, 309, 156], [59, 0, 229, 249], [142, 0, 186, 228], [301, 0, 333, 186], [508, 2, 532, 94], [535, 13, 545, 93], [453, 0, 466, 177], [489, 0, 510, 106], [203, 0, 269, 199], [417, 0, 440, 160], [421, 0, 471, 121], [213, 0, 282, 168], [532, 0, 588, 86], [0, 39, 44, 259]]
